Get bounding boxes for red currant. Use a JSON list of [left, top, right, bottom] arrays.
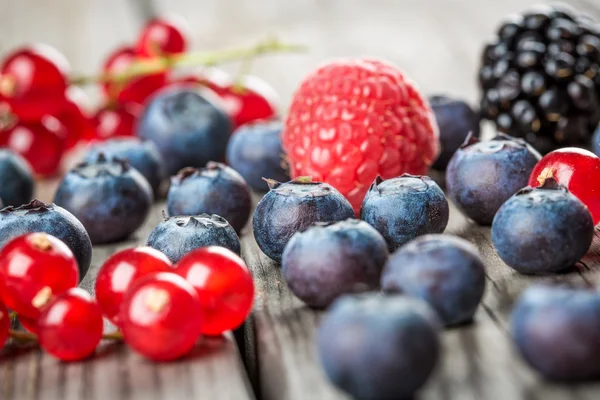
[[0, 233, 79, 319], [208, 74, 278, 128], [102, 46, 166, 106], [95, 247, 172, 326], [0, 116, 66, 177], [92, 103, 140, 141], [528, 147, 600, 224], [0, 302, 9, 349], [37, 288, 103, 361], [120, 272, 203, 361], [0, 44, 70, 121], [136, 16, 189, 58], [55, 87, 94, 150], [174, 247, 254, 335]]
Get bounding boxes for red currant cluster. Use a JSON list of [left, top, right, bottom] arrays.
[[0, 15, 284, 178], [0, 233, 254, 362]]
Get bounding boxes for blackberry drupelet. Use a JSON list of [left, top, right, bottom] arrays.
[[479, 4, 600, 153]]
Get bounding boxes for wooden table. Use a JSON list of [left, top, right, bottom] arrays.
[[2, 0, 600, 399]]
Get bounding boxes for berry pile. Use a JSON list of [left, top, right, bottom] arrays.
[[479, 4, 600, 153], [0, 233, 254, 362], [0, 16, 290, 178], [1, 4, 600, 395]]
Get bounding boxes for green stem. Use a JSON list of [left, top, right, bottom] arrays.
[[70, 37, 306, 86]]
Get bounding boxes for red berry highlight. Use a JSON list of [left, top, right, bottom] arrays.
[[55, 86, 94, 150], [136, 16, 189, 58], [120, 272, 204, 361], [92, 103, 140, 141], [0, 302, 9, 349], [528, 147, 600, 224], [0, 233, 79, 319], [95, 247, 172, 326], [175, 247, 254, 335], [37, 288, 103, 361], [282, 58, 439, 211], [102, 46, 166, 106], [0, 44, 70, 121], [0, 116, 66, 177]]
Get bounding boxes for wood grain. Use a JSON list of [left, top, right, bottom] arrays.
[[233, 1, 600, 399]]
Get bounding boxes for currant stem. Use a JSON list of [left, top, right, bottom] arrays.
[[9, 330, 124, 342], [70, 37, 306, 86], [102, 330, 124, 341], [9, 330, 36, 341]]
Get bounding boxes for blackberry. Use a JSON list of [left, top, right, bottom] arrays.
[[479, 4, 600, 153]]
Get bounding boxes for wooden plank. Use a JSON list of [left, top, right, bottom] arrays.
[[238, 0, 600, 396], [244, 199, 600, 400]]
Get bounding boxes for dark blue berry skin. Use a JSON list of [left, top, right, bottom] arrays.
[[593, 124, 600, 156], [512, 285, 600, 381], [430, 95, 481, 170], [137, 85, 232, 176], [360, 174, 449, 252], [226, 120, 289, 192], [381, 234, 485, 326], [54, 155, 153, 244], [282, 219, 388, 308], [167, 162, 251, 233], [0, 200, 92, 279], [253, 178, 355, 262], [446, 133, 541, 225], [147, 214, 240, 263], [317, 294, 440, 400], [0, 149, 34, 206], [85, 137, 165, 196], [492, 179, 594, 274]]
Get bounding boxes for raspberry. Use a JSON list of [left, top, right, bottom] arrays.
[[282, 59, 439, 211]]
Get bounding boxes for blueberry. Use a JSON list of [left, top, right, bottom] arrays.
[[446, 133, 541, 225], [492, 178, 593, 273], [282, 219, 388, 308], [0, 200, 92, 279], [167, 162, 251, 233], [54, 154, 153, 244], [381, 234, 485, 326], [0, 149, 34, 206], [226, 120, 289, 192], [429, 96, 481, 170], [147, 214, 240, 263], [592, 124, 600, 156], [317, 293, 440, 399], [512, 285, 600, 381], [137, 86, 232, 176], [253, 177, 354, 262], [85, 137, 166, 196], [360, 175, 449, 252]]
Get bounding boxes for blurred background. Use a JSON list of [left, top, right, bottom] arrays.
[[0, 0, 598, 187], [2, 0, 592, 107]]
